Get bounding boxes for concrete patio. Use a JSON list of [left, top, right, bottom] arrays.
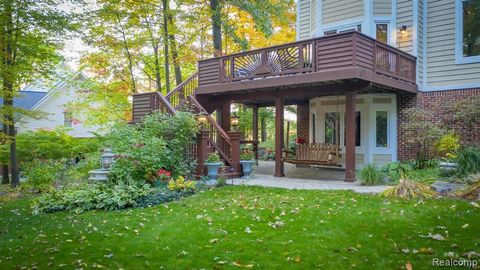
[[230, 161, 390, 194]]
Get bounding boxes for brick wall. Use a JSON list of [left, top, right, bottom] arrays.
[[397, 88, 480, 161], [397, 92, 420, 161], [297, 104, 309, 142]]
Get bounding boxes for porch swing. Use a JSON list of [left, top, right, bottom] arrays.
[[283, 97, 341, 167]]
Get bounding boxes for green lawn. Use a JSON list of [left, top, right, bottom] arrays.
[[1, 186, 479, 269]]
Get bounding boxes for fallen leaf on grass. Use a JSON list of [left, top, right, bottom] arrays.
[[232, 261, 253, 268]]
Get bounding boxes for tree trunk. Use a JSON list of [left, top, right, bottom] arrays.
[[115, 13, 137, 93], [2, 0, 19, 187], [162, 0, 170, 93], [166, 1, 182, 85], [261, 116, 267, 142], [210, 0, 222, 57], [2, 121, 9, 184], [153, 45, 162, 93]]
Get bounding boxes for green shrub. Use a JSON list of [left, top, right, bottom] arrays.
[[0, 129, 101, 165], [206, 152, 221, 163], [64, 152, 101, 183], [381, 162, 413, 182], [240, 151, 254, 161], [359, 164, 384, 186], [32, 183, 152, 214], [22, 159, 65, 192], [107, 112, 198, 184], [403, 108, 445, 168], [216, 177, 227, 187], [455, 147, 480, 176], [435, 132, 460, 158]]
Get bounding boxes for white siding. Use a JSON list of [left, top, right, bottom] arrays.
[[311, 0, 317, 37], [397, 0, 413, 54], [426, 0, 480, 88], [18, 76, 101, 138], [322, 0, 364, 24], [417, 0, 424, 86], [298, 0, 312, 40], [373, 0, 392, 15]]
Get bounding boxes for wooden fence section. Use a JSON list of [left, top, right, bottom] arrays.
[[198, 31, 416, 87]]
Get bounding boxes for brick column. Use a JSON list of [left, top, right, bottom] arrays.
[[228, 131, 242, 175], [196, 129, 210, 176], [296, 103, 309, 142]]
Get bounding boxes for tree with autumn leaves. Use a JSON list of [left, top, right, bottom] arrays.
[[0, 0, 80, 186], [73, 0, 295, 126], [0, 0, 295, 186]]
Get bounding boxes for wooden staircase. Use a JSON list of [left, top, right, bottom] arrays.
[[132, 73, 238, 177]]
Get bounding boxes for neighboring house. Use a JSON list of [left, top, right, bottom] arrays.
[[131, 0, 479, 181], [1, 64, 100, 138]]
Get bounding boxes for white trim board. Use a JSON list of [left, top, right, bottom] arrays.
[[315, 0, 323, 37], [421, 83, 480, 92], [422, 0, 427, 91], [454, 0, 480, 64]]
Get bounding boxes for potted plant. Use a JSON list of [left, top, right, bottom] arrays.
[[240, 151, 255, 178], [205, 152, 223, 183]]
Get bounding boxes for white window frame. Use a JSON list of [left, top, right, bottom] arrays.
[[373, 21, 392, 45], [322, 20, 364, 36], [455, 0, 480, 64]]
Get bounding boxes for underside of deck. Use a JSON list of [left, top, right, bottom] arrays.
[[131, 30, 418, 181]]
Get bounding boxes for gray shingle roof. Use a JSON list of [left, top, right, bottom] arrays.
[[0, 91, 48, 110]]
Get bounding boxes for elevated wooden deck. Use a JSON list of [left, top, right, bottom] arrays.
[[196, 31, 417, 95]]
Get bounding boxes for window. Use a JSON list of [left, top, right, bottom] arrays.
[[456, 0, 480, 63], [324, 24, 362, 36], [462, 0, 480, 57], [324, 112, 339, 144], [324, 30, 337, 36], [344, 111, 361, 147], [311, 114, 316, 143], [64, 111, 72, 127], [375, 23, 389, 44], [375, 111, 388, 147]]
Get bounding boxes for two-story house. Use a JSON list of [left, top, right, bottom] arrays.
[[132, 0, 479, 181]]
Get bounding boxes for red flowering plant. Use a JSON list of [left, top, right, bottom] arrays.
[[296, 137, 306, 144], [156, 169, 172, 182]]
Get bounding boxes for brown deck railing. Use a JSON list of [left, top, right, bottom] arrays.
[[198, 31, 416, 87], [165, 72, 198, 108], [131, 73, 233, 167], [131, 92, 176, 123]]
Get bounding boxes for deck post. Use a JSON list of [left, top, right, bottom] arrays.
[[252, 106, 259, 163], [275, 96, 285, 177], [221, 100, 231, 132], [196, 129, 210, 176], [228, 131, 242, 175], [345, 91, 356, 182]]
